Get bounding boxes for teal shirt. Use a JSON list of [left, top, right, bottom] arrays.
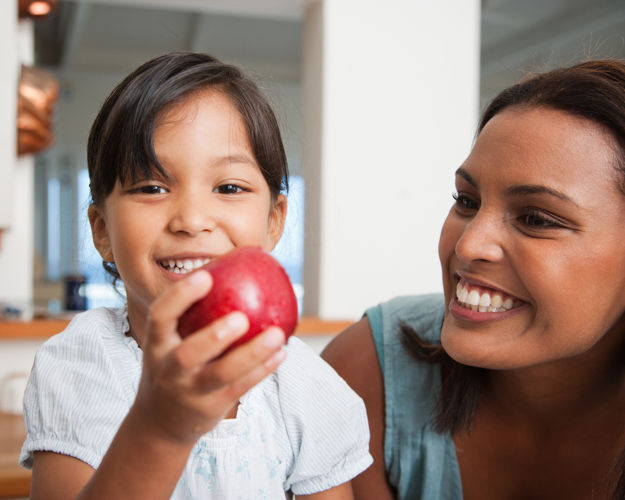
[[366, 294, 463, 500]]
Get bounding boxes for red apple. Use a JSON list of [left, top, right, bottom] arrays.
[[177, 246, 299, 352]]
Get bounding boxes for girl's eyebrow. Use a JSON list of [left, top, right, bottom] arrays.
[[454, 167, 579, 207], [215, 154, 257, 166]]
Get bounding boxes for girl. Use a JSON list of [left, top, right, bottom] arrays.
[[323, 59, 625, 499], [20, 52, 372, 499]]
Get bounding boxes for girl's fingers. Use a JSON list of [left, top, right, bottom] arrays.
[[146, 270, 212, 349], [172, 312, 250, 369], [193, 327, 286, 392], [214, 347, 287, 403]]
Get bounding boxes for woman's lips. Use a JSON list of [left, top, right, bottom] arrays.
[[454, 278, 524, 313]]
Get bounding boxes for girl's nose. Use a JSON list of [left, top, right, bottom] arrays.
[[167, 194, 216, 236], [454, 211, 505, 265]]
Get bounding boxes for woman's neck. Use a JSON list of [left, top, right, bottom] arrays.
[[486, 320, 625, 426]]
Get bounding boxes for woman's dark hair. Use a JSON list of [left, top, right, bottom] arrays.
[[405, 58, 625, 499], [87, 51, 289, 280]]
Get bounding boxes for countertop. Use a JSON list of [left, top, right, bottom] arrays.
[[0, 315, 353, 340], [0, 412, 29, 498]]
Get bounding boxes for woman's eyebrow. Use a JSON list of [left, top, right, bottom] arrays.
[[505, 184, 579, 206], [455, 167, 579, 207], [455, 167, 476, 187]]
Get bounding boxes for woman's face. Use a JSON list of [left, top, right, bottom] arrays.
[[438, 106, 625, 370]]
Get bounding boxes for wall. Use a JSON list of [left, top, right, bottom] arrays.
[[0, 7, 34, 307], [302, 0, 481, 319]]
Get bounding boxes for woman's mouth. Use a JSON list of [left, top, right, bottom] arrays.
[[455, 278, 524, 312], [159, 257, 211, 274]]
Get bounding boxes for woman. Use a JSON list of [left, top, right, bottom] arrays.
[[323, 60, 625, 499]]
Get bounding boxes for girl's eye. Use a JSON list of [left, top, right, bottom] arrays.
[[215, 184, 245, 195], [452, 192, 479, 212], [137, 185, 167, 195], [519, 208, 562, 228]]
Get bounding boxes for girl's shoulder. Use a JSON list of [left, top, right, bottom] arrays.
[[242, 336, 372, 493], [46, 306, 129, 348], [259, 335, 368, 418]]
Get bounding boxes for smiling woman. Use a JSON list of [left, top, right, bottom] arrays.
[[322, 59, 625, 500]]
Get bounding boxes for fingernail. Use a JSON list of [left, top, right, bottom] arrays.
[[263, 328, 285, 348], [226, 312, 248, 331], [188, 269, 209, 285]]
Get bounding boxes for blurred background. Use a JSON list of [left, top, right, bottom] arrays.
[[3, 0, 625, 321], [2, 4, 625, 494]]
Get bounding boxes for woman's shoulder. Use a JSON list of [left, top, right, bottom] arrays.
[[366, 293, 446, 346]]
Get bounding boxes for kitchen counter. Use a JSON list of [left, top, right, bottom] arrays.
[[0, 316, 353, 339], [0, 413, 29, 498]]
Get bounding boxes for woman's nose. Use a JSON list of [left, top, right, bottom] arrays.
[[167, 193, 216, 236], [454, 210, 505, 264]]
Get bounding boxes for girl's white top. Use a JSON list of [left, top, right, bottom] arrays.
[[20, 307, 372, 498]]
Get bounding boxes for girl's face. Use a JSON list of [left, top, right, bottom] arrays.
[[438, 106, 625, 370], [89, 89, 286, 329]]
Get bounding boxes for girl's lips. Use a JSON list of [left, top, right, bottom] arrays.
[[158, 256, 211, 274]]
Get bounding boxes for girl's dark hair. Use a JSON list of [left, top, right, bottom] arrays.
[[405, 59, 625, 498], [87, 51, 289, 280]]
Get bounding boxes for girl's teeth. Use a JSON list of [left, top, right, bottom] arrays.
[[162, 257, 210, 274], [455, 281, 520, 313]]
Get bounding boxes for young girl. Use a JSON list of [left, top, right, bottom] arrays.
[[323, 59, 625, 499], [20, 52, 372, 499]]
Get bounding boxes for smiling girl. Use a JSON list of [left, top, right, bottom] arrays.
[[323, 60, 625, 499], [19, 52, 371, 499]]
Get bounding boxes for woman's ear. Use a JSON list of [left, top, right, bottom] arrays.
[[266, 194, 287, 251], [88, 204, 114, 262]]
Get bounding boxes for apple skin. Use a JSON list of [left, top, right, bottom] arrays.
[[177, 247, 299, 352]]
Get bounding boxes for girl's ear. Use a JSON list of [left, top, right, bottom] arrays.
[[266, 194, 287, 251], [88, 204, 114, 262]]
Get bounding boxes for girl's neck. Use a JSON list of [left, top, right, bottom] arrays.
[[126, 298, 148, 348]]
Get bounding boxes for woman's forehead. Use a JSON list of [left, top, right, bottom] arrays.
[[462, 107, 623, 202]]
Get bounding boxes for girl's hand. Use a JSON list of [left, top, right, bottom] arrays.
[[132, 269, 286, 444]]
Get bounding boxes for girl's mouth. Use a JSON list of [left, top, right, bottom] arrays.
[[455, 278, 524, 312], [159, 257, 211, 274]]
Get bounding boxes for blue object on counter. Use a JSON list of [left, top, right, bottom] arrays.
[[63, 274, 87, 311]]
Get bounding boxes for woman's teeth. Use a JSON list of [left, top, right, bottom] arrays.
[[455, 281, 519, 312], [161, 258, 210, 274]]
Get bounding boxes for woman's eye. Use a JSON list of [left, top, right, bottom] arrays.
[[215, 184, 244, 195], [520, 209, 562, 228], [452, 192, 479, 212]]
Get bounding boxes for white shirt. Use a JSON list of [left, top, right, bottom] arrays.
[[20, 307, 372, 498]]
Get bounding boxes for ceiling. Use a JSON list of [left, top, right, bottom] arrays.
[[34, 0, 625, 104]]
